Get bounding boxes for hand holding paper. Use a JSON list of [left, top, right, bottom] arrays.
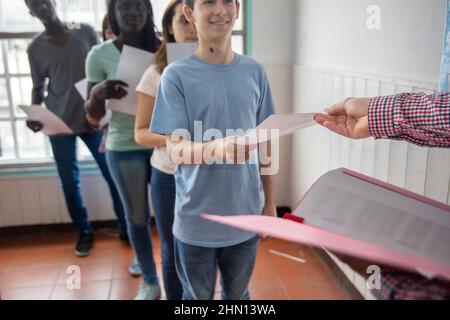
[[107, 45, 154, 115], [19, 105, 73, 136], [236, 113, 317, 147], [314, 98, 371, 139]]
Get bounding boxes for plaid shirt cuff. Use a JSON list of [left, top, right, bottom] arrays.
[[368, 95, 405, 139]]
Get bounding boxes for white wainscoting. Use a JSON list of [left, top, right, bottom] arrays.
[[0, 170, 117, 228], [291, 65, 450, 299]]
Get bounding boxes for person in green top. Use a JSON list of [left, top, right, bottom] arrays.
[[84, 0, 162, 300]]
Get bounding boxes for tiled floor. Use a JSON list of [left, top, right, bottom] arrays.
[[0, 226, 351, 300]]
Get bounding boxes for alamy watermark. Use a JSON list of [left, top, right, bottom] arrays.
[[168, 121, 280, 175], [367, 5, 382, 30], [366, 265, 381, 290], [66, 265, 81, 290]]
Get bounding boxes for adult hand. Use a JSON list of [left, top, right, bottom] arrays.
[[314, 97, 371, 139]]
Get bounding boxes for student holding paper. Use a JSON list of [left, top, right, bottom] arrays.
[[84, 0, 161, 300], [150, 0, 277, 300], [134, 0, 198, 300], [24, 0, 128, 257], [315, 94, 450, 299]]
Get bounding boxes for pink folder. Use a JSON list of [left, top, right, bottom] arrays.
[[202, 168, 450, 280]]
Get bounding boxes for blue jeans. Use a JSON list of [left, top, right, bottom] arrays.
[[151, 167, 183, 300], [174, 236, 259, 300], [49, 131, 126, 235], [106, 149, 159, 285]]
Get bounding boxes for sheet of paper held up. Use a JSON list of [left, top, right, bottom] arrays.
[[167, 42, 198, 65], [202, 168, 450, 280], [74, 78, 88, 101], [108, 45, 154, 115], [236, 113, 316, 145], [19, 104, 73, 136]]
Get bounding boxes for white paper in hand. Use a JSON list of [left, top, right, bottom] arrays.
[[167, 43, 198, 65], [74, 78, 88, 101], [108, 45, 154, 115], [236, 113, 317, 146], [19, 104, 73, 136]]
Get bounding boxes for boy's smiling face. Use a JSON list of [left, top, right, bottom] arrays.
[[184, 0, 240, 44]]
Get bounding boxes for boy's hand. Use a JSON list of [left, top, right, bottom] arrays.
[[314, 97, 371, 139], [26, 120, 44, 133], [259, 203, 277, 241], [224, 136, 257, 164]]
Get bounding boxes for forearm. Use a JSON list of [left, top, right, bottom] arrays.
[[166, 136, 223, 165], [31, 88, 44, 105], [135, 129, 167, 148], [260, 174, 276, 206], [369, 92, 450, 148], [85, 95, 106, 120]]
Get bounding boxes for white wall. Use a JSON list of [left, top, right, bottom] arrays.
[[296, 0, 446, 83], [252, 0, 297, 206]]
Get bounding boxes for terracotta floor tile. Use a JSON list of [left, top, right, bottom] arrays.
[[249, 286, 289, 300], [284, 280, 350, 300], [109, 277, 142, 300], [0, 254, 18, 271], [50, 280, 111, 300], [1, 285, 53, 300], [249, 261, 281, 288], [12, 248, 68, 268], [269, 247, 334, 285], [64, 242, 118, 264], [56, 262, 113, 284], [1, 265, 61, 289]]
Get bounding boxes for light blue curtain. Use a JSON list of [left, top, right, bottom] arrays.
[[440, 0, 450, 92]]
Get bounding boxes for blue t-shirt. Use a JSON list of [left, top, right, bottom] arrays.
[[151, 54, 275, 247]]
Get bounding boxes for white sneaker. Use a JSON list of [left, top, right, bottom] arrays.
[[134, 282, 161, 300], [128, 256, 142, 277]]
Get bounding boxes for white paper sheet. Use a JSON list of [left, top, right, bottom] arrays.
[[108, 45, 155, 115], [74, 78, 88, 101], [236, 113, 316, 145], [19, 104, 73, 136], [167, 43, 198, 65]]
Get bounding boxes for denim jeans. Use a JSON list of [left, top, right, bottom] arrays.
[[106, 149, 159, 285], [174, 236, 259, 300], [151, 167, 183, 300], [49, 131, 126, 235]]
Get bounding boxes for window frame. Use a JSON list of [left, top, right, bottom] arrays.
[[0, 0, 249, 168]]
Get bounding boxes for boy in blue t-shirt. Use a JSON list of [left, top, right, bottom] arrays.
[[151, 0, 276, 300]]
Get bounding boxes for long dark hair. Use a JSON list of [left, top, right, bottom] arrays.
[[108, 0, 161, 53], [154, 0, 182, 74]]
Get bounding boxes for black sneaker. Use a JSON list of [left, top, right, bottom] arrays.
[[119, 232, 131, 247], [75, 230, 93, 257]]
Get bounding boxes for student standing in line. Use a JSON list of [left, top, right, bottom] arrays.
[[84, 0, 162, 300], [150, 0, 277, 300], [134, 0, 198, 300], [24, 0, 128, 257], [314, 94, 450, 299]]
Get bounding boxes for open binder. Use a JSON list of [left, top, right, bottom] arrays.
[[203, 168, 450, 280]]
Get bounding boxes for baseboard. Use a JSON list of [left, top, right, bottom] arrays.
[[312, 247, 365, 300]]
